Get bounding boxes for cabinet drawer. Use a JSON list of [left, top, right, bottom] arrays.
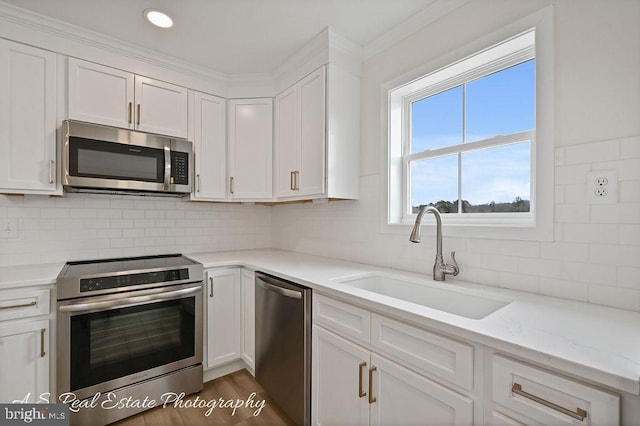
[[313, 294, 370, 345], [493, 355, 620, 425], [0, 289, 50, 321], [371, 314, 474, 391]]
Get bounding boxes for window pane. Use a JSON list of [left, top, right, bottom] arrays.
[[410, 154, 458, 214], [411, 86, 463, 152], [465, 59, 535, 142], [461, 142, 530, 213]]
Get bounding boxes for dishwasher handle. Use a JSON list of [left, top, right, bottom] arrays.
[[257, 276, 303, 300]]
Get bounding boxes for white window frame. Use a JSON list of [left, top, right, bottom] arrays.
[[382, 7, 554, 241]]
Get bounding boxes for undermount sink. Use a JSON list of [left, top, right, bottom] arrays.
[[332, 272, 509, 320]]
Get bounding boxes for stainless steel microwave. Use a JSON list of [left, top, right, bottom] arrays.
[[62, 120, 192, 196]]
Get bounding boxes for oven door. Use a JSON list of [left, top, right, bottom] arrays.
[[57, 282, 203, 400]]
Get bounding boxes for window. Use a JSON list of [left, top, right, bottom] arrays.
[[388, 29, 547, 229]]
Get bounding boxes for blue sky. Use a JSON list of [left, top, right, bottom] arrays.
[[410, 59, 534, 208]]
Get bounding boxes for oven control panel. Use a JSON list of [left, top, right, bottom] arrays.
[[80, 268, 190, 293]]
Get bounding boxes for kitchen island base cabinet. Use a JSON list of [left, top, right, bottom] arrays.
[[312, 325, 473, 426], [0, 320, 49, 403], [205, 268, 241, 369]]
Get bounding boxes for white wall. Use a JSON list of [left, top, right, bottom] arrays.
[[0, 194, 271, 267], [273, 0, 640, 311]]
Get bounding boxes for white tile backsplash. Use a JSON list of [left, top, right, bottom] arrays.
[[272, 136, 640, 312], [0, 193, 271, 267]]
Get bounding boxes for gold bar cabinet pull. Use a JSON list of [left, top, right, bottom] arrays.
[[49, 160, 55, 184], [0, 301, 36, 310], [368, 366, 377, 404], [358, 362, 367, 398], [512, 383, 588, 421], [128, 102, 133, 124], [40, 328, 46, 358], [229, 176, 234, 194], [290, 171, 295, 191], [136, 104, 141, 125]]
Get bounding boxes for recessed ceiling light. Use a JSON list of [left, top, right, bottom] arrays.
[[144, 9, 173, 28]]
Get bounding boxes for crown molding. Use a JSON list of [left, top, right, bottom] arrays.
[[0, 0, 468, 96], [362, 0, 470, 61], [0, 1, 273, 95]]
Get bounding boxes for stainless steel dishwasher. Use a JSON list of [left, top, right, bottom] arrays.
[[255, 272, 311, 426]]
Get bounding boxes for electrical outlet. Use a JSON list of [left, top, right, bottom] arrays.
[[0, 219, 18, 239], [586, 170, 617, 204]]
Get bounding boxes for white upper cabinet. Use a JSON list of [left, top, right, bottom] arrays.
[[275, 66, 325, 198], [227, 98, 273, 200], [275, 64, 359, 201], [191, 91, 227, 201], [134, 76, 188, 138], [0, 39, 58, 194], [68, 58, 133, 129], [68, 58, 188, 138]]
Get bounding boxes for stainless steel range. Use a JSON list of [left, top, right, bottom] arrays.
[[56, 254, 203, 425]]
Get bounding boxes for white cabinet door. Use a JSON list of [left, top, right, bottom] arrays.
[[68, 58, 188, 138], [370, 353, 473, 426], [192, 92, 227, 201], [274, 86, 298, 198], [0, 40, 57, 194], [274, 66, 326, 199], [68, 57, 134, 129], [312, 325, 370, 426], [0, 320, 49, 403], [492, 355, 619, 425], [205, 269, 241, 369], [134, 76, 188, 138], [227, 98, 273, 200], [240, 269, 255, 371], [297, 66, 326, 197]]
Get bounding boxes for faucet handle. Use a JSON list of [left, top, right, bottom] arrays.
[[448, 251, 460, 277]]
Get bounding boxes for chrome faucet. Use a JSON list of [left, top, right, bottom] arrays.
[[409, 206, 459, 281]]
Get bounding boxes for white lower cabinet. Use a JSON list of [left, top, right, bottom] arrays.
[[312, 293, 474, 426], [240, 269, 255, 371], [312, 324, 370, 425], [0, 320, 50, 403], [487, 354, 620, 425], [371, 353, 473, 426], [312, 325, 472, 426], [205, 268, 241, 369], [0, 286, 51, 403]]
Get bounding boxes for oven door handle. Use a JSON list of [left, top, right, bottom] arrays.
[[58, 286, 200, 313]]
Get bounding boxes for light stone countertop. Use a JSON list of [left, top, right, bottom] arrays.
[[187, 249, 640, 396], [2, 248, 639, 395]]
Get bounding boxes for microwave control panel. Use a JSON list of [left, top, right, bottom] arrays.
[[171, 151, 189, 185]]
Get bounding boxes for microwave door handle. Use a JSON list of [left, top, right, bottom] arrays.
[[163, 142, 171, 191]]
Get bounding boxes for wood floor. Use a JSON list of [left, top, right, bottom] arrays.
[[112, 369, 295, 426]]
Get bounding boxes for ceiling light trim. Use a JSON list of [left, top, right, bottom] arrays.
[[143, 9, 173, 28]]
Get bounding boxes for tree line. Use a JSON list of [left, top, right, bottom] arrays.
[[413, 197, 530, 213]]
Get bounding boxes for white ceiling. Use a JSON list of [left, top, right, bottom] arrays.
[[1, 0, 439, 76]]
